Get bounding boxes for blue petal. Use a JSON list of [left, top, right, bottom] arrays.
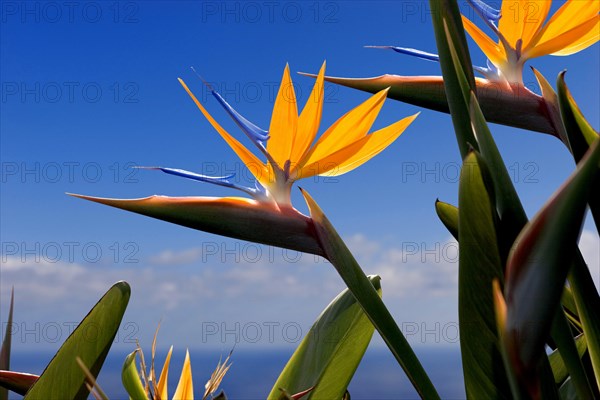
[[473, 59, 502, 80], [486, 59, 499, 74], [253, 179, 268, 197], [190, 67, 269, 148], [466, 0, 501, 24], [368, 45, 497, 80], [139, 166, 267, 200], [366, 46, 440, 62], [158, 167, 235, 185], [210, 89, 270, 146]]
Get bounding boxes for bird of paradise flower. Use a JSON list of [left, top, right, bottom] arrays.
[[372, 0, 599, 84], [315, 0, 599, 138], [71, 63, 418, 254], [461, 0, 600, 84]]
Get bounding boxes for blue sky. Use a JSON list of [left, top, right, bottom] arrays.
[[1, 0, 599, 394]]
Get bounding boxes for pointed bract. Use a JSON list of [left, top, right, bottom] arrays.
[[69, 194, 324, 256], [299, 72, 558, 137]]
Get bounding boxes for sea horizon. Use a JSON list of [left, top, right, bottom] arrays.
[[7, 345, 466, 399]]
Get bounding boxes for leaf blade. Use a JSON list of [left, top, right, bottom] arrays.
[[268, 276, 381, 400], [24, 281, 130, 400]]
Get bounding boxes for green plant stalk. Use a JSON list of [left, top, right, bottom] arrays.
[[429, 0, 478, 159]]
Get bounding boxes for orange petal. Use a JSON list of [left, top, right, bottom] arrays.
[[296, 113, 418, 178], [173, 350, 193, 400], [499, 0, 525, 47], [526, 15, 599, 59], [461, 16, 506, 67], [519, 0, 551, 49], [295, 136, 369, 179], [298, 88, 389, 171], [320, 113, 419, 177], [156, 346, 173, 400], [290, 61, 325, 167], [497, 0, 550, 48], [178, 79, 270, 186], [531, 0, 599, 48], [550, 17, 600, 56], [267, 64, 299, 170]]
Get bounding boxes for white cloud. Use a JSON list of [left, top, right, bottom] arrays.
[[346, 236, 459, 298], [0, 235, 462, 350], [580, 229, 600, 290], [2, 231, 592, 351], [148, 248, 202, 266]]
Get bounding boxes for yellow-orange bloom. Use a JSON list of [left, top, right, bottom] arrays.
[[178, 62, 418, 206], [462, 0, 599, 83]]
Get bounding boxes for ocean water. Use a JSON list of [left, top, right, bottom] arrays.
[[7, 346, 466, 399]]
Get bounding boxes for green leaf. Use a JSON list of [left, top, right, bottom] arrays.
[[268, 275, 381, 399], [457, 151, 511, 399], [24, 281, 130, 400], [557, 71, 600, 231], [530, 68, 568, 147], [467, 74, 590, 397], [122, 350, 148, 400], [504, 140, 600, 394], [434, 200, 458, 240], [0, 371, 38, 395], [549, 333, 588, 386], [76, 357, 109, 400], [300, 189, 440, 400], [557, 72, 600, 160], [0, 288, 14, 400]]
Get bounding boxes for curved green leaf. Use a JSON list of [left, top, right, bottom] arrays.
[[24, 281, 130, 400], [268, 276, 381, 400], [557, 72, 599, 162], [530, 68, 568, 148], [504, 140, 600, 394], [557, 72, 600, 231], [122, 350, 148, 400], [434, 200, 458, 240]]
